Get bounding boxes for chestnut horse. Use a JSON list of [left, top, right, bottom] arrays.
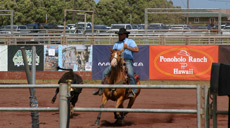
[[95, 48, 141, 126]]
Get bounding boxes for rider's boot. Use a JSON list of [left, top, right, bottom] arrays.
[[128, 89, 136, 98]]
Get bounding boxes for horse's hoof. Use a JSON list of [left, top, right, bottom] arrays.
[[94, 121, 100, 127], [114, 119, 123, 126], [95, 124, 100, 128]]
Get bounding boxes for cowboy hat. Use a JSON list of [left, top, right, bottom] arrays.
[[115, 28, 130, 34]]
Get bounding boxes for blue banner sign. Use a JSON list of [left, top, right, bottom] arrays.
[[92, 45, 149, 80]]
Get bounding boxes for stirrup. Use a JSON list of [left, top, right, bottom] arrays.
[[98, 89, 103, 96], [92, 89, 103, 96], [92, 90, 99, 95], [128, 90, 136, 98]]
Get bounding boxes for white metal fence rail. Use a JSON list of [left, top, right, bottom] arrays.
[[0, 84, 206, 128], [1, 35, 230, 45]]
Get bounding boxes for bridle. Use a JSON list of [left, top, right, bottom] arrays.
[[110, 45, 125, 68], [111, 52, 121, 67]]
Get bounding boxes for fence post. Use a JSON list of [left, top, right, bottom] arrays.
[[21, 46, 39, 128], [185, 36, 190, 45], [31, 46, 39, 128], [66, 79, 72, 128], [213, 94, 217, 128], [59, 83, 68, 128], [205, 85, 210, 128], [197, 85, 201, 128]]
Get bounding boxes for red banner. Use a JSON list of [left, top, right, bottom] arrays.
[[149, 45, 218, 80]]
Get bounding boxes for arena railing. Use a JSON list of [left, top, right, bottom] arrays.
[[1, 35, 230, 45], [0, 84, 209, 128]]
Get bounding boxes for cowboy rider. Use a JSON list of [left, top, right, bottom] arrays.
[[93, 28, 139, 98]]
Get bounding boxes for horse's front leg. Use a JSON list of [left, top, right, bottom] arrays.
[[114, 104, 124, 119], [113, 112, 119, 119], [114, 96, 125, 125], [124, 98, 136, 116], [95, 95, 107, 127], [113, 97, 121, 119], [95, 104, 104, 126]]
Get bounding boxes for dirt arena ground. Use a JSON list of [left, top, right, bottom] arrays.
[[0, 86, 228, 128]]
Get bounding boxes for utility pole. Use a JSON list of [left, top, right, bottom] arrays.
[[187, 0, 189, 8], [187, 0, 189, 24]]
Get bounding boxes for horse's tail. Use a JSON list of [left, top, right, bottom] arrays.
[[57, 66, 73, 72]]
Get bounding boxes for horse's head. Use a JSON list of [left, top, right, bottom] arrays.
[[110, 48, 124, 67]]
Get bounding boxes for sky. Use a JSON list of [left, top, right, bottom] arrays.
[[95, 0, 100, 4], [94, 0, 230, 9], [171, 0, 230, 9]]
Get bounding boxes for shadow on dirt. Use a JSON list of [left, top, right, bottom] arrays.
[[100, 120, 134, 127], [51, 112, 80, 117], [71, 113, 80, 117]]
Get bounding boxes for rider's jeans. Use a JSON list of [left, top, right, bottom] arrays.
[[102, 66, 111, 81]]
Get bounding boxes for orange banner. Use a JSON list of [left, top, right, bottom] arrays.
[[149, 45, 218, 80]]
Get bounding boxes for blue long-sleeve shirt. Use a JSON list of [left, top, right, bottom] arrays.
[[113, 38, 137, 60]]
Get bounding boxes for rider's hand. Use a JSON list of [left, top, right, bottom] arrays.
[[123, 43, 128, 49]]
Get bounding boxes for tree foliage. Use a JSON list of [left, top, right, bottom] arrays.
[[0, 0, 96, 25], [0, 0, 182, 26], [94, 0, 182, 25]]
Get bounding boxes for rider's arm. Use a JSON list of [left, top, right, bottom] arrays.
[[123, 43, 139, 52], [126, 45, 139, 52]]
